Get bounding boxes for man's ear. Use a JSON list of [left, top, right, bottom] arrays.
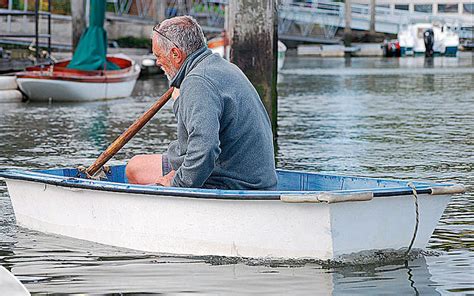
[[171, 48, 185, 63]]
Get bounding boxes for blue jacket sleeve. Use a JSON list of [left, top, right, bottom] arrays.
[[171, 75, 222, 188]]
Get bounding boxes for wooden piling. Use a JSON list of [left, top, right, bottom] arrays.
[[153, 0, 167, 23], [226, 0, 278, 135], [344, 0, 352, 47], [369, 0, 376, 35], [71, 0, 86, 51]]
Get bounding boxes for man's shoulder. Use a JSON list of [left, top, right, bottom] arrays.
[[181, 55, 226, 90], [181, 72, 217, 93], [189, 53, 236, 76]]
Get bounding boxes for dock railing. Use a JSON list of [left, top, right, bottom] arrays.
[[0, 0, 51, 63]]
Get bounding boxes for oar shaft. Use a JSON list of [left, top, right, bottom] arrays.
[[86, 87, 174, 177]]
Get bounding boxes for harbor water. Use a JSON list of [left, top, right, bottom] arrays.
[[0, 53, 473, 294]]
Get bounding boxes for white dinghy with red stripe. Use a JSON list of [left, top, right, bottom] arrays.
[[16, 55, 140, 102]]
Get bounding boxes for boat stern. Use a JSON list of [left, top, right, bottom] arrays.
[[329, 191, 453, 259]]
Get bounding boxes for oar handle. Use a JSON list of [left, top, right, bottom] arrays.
[[86, 87, 175, 177]]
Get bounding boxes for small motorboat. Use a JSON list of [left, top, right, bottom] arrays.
[[140, 54, 163, 76], [0, 165, 464, 261], [15, 55, 140, 102], [398, 23, 460, 56], [382, 39, 401, 57]]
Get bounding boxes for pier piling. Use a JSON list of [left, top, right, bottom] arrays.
[[226, 0, 278, 134], [344, 0, 352, 48], [71, 0, 86, 51]]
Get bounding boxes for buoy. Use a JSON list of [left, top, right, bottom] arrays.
[[0, 76, 18, 90], [0, 90, 23, 103]]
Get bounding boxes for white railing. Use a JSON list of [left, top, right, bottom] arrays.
[[1, 0, 472, 40], [279, 0, 473, 35]]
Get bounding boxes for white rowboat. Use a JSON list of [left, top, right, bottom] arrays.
[[0, 166, 464, 261], [16, 55, 140, 102], [0, 266, 30, 296]]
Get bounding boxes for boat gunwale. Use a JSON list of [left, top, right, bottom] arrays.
[[0, 168, 458, 201], [15, 56, 140, 83], [15, 72, 139, 83]]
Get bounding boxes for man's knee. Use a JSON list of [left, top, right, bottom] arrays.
[[125, 154, 163, 184], [125, 155, 140, 183]]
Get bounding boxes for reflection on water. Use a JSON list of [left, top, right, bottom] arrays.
[[0, 230, 449, 294], [0, 53, 473, 294]]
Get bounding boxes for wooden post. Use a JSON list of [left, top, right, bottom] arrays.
[[344, 0, 352, 47], [370, 0, 376, 35], [153, 0, 167, 23], [7, 0, 12, 32], [71, 0, 86, 51], [226, 0, 278, 135]]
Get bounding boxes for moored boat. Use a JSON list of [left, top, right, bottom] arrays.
[[16, 55, 140, 102], [398, 23, 460, 57], [277, 40, 287, 70], [14, 0, 140, 102], [0, 165, 464, 261], [0, 76, 23, 103]]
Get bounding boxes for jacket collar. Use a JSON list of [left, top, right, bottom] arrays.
[[170, 46, 211, 88]]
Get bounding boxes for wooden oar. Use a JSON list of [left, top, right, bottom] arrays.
[[85, 87, 175, 178]]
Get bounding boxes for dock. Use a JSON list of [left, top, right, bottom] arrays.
[[297, 43, 384, 57]]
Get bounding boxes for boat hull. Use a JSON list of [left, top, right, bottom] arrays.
[[398, 23, 460, 57], [4, 175, 454, 260], [444, 46, 458, 57], [15, 55, 140, 102], [17, 77, 138, 102]]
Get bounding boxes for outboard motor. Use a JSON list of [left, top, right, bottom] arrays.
[[423, 29, 434, 57]]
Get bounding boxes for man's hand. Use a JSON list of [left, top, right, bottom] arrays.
[[171, 88, 180, 100], [155, 170, 176, 187]]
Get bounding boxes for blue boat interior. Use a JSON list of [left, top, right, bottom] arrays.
[[35, 165, 434, 193]]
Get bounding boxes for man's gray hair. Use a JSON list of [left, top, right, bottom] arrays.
[[153, 16, 206, 56]]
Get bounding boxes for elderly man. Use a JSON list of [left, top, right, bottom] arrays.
[[126, 16, 277, 190]]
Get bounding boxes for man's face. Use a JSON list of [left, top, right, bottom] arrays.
[[152, 36, 179, 81]]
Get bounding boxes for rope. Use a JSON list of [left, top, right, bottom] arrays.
[[76, 165, 91, 179], [76, 165, 109, 180], [405, 182, 420, 258], [103, 61, 108, 99]]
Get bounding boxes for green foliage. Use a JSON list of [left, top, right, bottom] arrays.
[[192, 3, 225, 16], [1, 0, 71, 14], [106, 2, 115, 12], [50, 0, 71, 15], [114, 36, 151, 49], [0, 42, 27, 49]]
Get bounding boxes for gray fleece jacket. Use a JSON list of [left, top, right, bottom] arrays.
[[167, 46, 277, 190]]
